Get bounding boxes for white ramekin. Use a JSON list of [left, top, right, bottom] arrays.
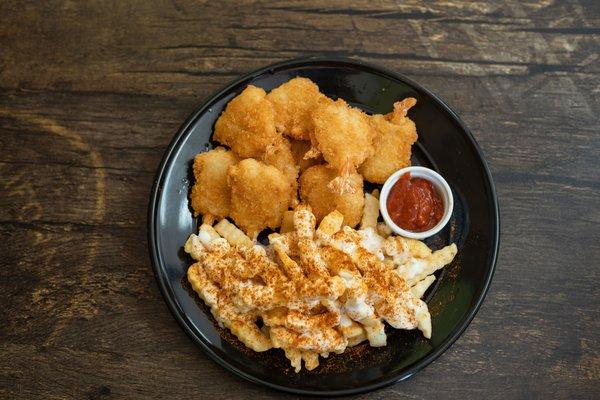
[[379, 166, 453, 240]]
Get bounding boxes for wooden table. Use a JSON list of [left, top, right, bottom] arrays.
[[1, 1, 598, 398]]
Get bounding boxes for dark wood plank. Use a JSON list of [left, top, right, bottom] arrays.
[[0, 0, 598, 399]]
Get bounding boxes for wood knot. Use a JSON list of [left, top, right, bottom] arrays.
[[89, 384, 111, 399]]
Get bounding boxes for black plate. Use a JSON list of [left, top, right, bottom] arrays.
[[148, 57, 500, 396]]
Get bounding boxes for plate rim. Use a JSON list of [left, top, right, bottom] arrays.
[[147, 56, 500, 396]]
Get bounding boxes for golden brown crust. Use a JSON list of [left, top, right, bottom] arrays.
[[359, 108, 418, 184], [213, 85, 281, 158], [299, 164, 364, 227], [387, 97, 417, 125], [310, 98, 376, 173], [261, 138, 299, 201], [228, 158, 293, 237], [289, 139, 323, 173], [190, 147, 240, 218], [266, 77, 324, 140]]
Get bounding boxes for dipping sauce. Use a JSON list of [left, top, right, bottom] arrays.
[[386, 172, 444, 232]]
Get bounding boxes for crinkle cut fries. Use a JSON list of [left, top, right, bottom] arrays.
[[185, 204, 456, 372]]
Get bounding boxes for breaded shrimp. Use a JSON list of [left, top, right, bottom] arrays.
[[228, 158, 294, 237], [387, 97, 417, 126], [299, 164, 364, 228], [289, 139, 323, 173], [310, 98, 376, 194], [190, 147, 239, 219], [261, 138, 299, 202], [359, 98, 418, 184], [266, 77, 324, 140], [213, 85, 280, 158]]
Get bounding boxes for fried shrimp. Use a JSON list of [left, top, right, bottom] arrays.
[[190, 147, 239, 219], [266, 77, 324, 140], [228, 158, 293, 237], [261, 138, 299, 202], [299, 164, 364, 227], [310, 98, 376, 194], [289, 139, 323, 173], [359, 98, 418, 184], [213, 85, 280, 158], [387, 97, 417, 126]]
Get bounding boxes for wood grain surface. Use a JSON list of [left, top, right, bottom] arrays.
[[1, 1, 598, 399]]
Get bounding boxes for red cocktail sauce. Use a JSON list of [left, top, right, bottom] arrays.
[[386, 172, 444, 232]]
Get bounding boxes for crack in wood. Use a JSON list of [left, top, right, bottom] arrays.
[[0, 159, 155, 175], [0, 220, 140, 232], [151, 46, 595, 75], [117, 69, 242, 77], [514, 27, 600, 35]]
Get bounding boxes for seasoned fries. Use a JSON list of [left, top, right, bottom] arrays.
[[214, 219, 253, 248], [185, 206, 456, 372], [360, 191, 379, 229]]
